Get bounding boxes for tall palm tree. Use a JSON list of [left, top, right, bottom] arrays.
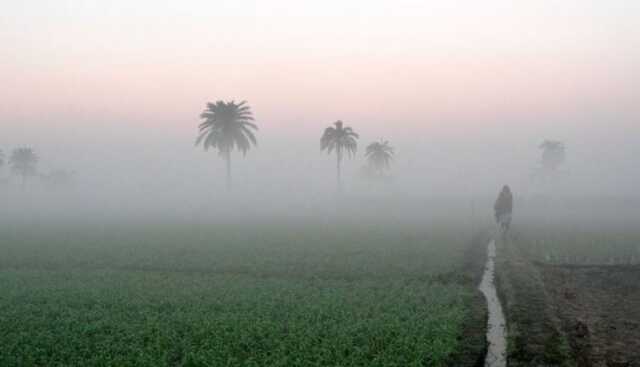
[[365, 140, 394, 176], [9, 147, 38, 188], [539, 140, 565, 172], [320, 120, 359, 191], [195, 100, 258, 190]]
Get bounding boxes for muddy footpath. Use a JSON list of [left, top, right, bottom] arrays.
[[479, 239, 507, 367]]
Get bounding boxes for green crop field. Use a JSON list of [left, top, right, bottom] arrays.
[[0, 221, 477, 367]]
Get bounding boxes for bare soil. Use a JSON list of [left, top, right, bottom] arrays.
[[495, 238, 571, 367], [541, 264, 640, 367], [496, 235, 640, 367]]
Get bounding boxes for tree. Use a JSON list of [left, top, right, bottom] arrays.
[[539, 140, 565, 172], [195, 100, 258, 190], [41, 170, 75, 189], [9, 148, 38, 188], [365, 140, 394, 177], [320, 120, 359, 191]]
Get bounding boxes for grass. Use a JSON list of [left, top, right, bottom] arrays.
[[0, 220, 476, 367]]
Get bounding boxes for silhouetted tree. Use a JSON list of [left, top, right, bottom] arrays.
[[320, 120, 358, 191], [9, 148, 38, 188], [195, 100, 258, 190], [0, 150, 6, 187], [365, 140, 394, 177], [41, 170, 75, 189], [540, 140, 565, 172]]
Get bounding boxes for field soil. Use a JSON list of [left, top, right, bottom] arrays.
[[496, 234, 640, 367], [494, 236, 572, 367], [541, 264, 640, 367]]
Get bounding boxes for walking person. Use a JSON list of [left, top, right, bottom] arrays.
[[494, 185, 513, 232]]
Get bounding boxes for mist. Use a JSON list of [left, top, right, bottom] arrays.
[[3, 112, 639, 225], [2, 2, 640, 366]]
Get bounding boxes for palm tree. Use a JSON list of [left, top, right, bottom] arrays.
[[320, 120, 359, 191], [41, 170, 75, 189], [9, 147, 38, 188], [195, 100, 258, 190], [365, 140, 394, 177], [539, 140, 565, 172]]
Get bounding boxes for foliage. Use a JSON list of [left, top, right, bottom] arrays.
[[9, 147, 38, 178], [195, 100, 258, 156], [320, 121, 359, 158], [539, 140, 565, 172], [365, 140, 394, 175], [40, 169, 75, 189], [195, 100, 258, 189], [320, 120, 359, 189], [0, 222, 475, 367]]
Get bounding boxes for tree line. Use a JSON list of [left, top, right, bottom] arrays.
[[194, 100, 565, 191], [2, 100, 566, 192], [194, 100, 395, 191], [0, 148, 73, 189]]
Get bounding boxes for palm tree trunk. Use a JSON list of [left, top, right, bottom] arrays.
[[336, 149, 342, 192], [225, 149, 232, 191]]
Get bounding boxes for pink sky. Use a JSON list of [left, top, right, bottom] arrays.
[[1, 1, 639, 200], [2, 1, 639, 137]]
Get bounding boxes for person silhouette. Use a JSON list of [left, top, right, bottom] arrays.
[[494, 185, 513, 231]]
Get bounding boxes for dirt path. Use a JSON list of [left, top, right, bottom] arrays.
[[479, 240, 507, 367]]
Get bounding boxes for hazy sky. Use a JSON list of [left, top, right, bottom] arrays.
[[2, 1, 639, 198]]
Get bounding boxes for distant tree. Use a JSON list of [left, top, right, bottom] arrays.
[[0, 150, 6, 187], [539, 140, 565, 172], [365, 140, 394, 177], [320, 120, 359, 191], [41, 170, 75, 189], [9, 147, 38, 188], [195, 100, 258, 190]]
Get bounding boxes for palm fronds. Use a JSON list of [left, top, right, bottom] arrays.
[[320, 121, 359, 157], [196, 100, 258, 156], [365, 140, 394, 173]]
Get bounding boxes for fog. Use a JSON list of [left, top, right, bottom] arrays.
[[2, 0, 639, 228], [3, 4, 640, 367], [2, 112, 639, 228]]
